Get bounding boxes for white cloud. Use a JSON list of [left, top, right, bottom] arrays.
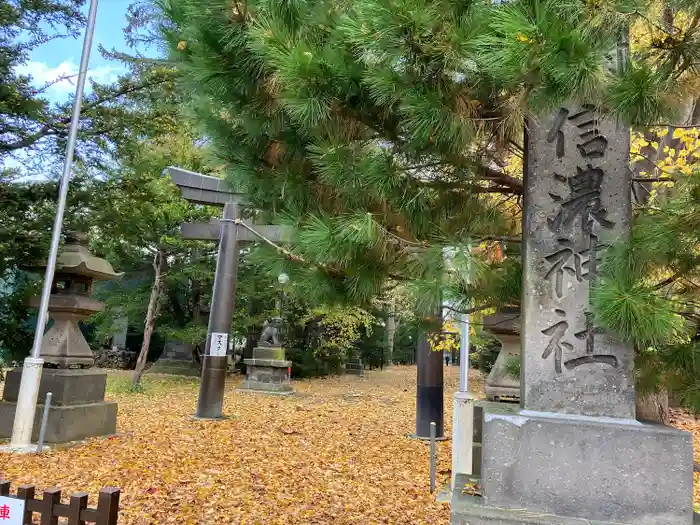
[[15, 60, 125, 100]]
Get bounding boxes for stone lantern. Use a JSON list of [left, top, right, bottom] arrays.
[[0, 232, 121, 443], [31, 231, 123, 367], [483, 307, 521, 402]]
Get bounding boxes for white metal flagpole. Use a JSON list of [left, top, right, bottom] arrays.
[[9, 0, 100, 449]]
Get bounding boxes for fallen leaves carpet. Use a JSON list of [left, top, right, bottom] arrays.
[[2, 366, 699, 523], [1, 366, 471, 525]]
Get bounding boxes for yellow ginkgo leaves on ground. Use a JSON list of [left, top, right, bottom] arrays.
[[1, 367, 698, 523], [0, 367, 474, 525]]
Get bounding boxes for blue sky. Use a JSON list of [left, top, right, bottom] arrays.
[[17, 0, 145, 102]]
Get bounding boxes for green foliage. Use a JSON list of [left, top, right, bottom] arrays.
[[302, 305, 374, 359], [0, 172, 96, 277], [470, 338, 501, 374], [156, 0, 700, 315], [504, 355, 521, 380], [1, 0, 180, 174], [476, 0, 618, 112], [155, 0, 532, 308], [592, 169, 700, 412], [1, 0, 83, 164], [0, 270, 40, 362]]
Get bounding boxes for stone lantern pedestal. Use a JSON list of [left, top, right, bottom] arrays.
[[0, 233, 121, 443], [483, 310, 521, 402]]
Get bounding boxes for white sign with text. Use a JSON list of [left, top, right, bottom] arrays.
[[210, 332, 229, 356], [0, 496, 26, 525]]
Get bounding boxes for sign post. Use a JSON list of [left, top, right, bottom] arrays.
[[163, 167, 291, 419]]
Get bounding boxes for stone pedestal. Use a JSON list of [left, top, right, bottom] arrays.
[[453, 407, 694, 525], [240, 346, 293, 395], [0, 369, 117, 443], [148, 340, 202, 376], [29, 294, 103, 368], [476, 411, 693, 524], [483, 312, 521, 401], [345, 355, 365, 377]]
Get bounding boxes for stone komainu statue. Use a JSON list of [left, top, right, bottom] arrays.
[[258, 317, 283, 347]]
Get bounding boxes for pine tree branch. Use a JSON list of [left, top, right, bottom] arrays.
[[234, 220, 336, 274], [653, 270, 685, 290], [648, 124, 700, 129], [442, 303, 495, 316], [0, 125, 58, 152], [476, 236, 521, 243], [479, 167, 523, 194], [631, 152, 678, 176]]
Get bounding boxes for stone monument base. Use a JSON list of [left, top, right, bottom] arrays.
[[345, 356, 365, 377], [451, 408, 694, 525], [0, 368, 117, 443], [240, 346, 293, 395], [0, 401, 117, 443], [148, 358, 201, 376], [452, 478, 700, 525], [148, 341, 202, 376]]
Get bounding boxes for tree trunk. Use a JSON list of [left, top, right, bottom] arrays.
[[636, 391, 670, 425], [132, 250, 166, 386], [385, 300, 396, 367]]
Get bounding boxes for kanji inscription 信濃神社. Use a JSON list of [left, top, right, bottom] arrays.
[[522, 104, 635, 418]]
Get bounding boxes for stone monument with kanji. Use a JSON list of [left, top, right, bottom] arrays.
[[450, 104, 696, 524]]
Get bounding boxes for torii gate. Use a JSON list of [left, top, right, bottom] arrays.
[[163, 167, 292, 419]]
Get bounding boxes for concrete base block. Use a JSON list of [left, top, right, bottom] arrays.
[[469, 400, 519, 477], [3, 368, 108, 405], [452, 489, 629, 524], [476, 410, 694, 525], [0, 400, 117, 443], [451, 475, 700, 525]]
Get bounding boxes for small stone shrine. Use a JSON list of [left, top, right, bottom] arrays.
[[483, 309, 520, 401], [451, 105, 696, 525], [0, 232, 121, 443], [240, 317, 293, 395]]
